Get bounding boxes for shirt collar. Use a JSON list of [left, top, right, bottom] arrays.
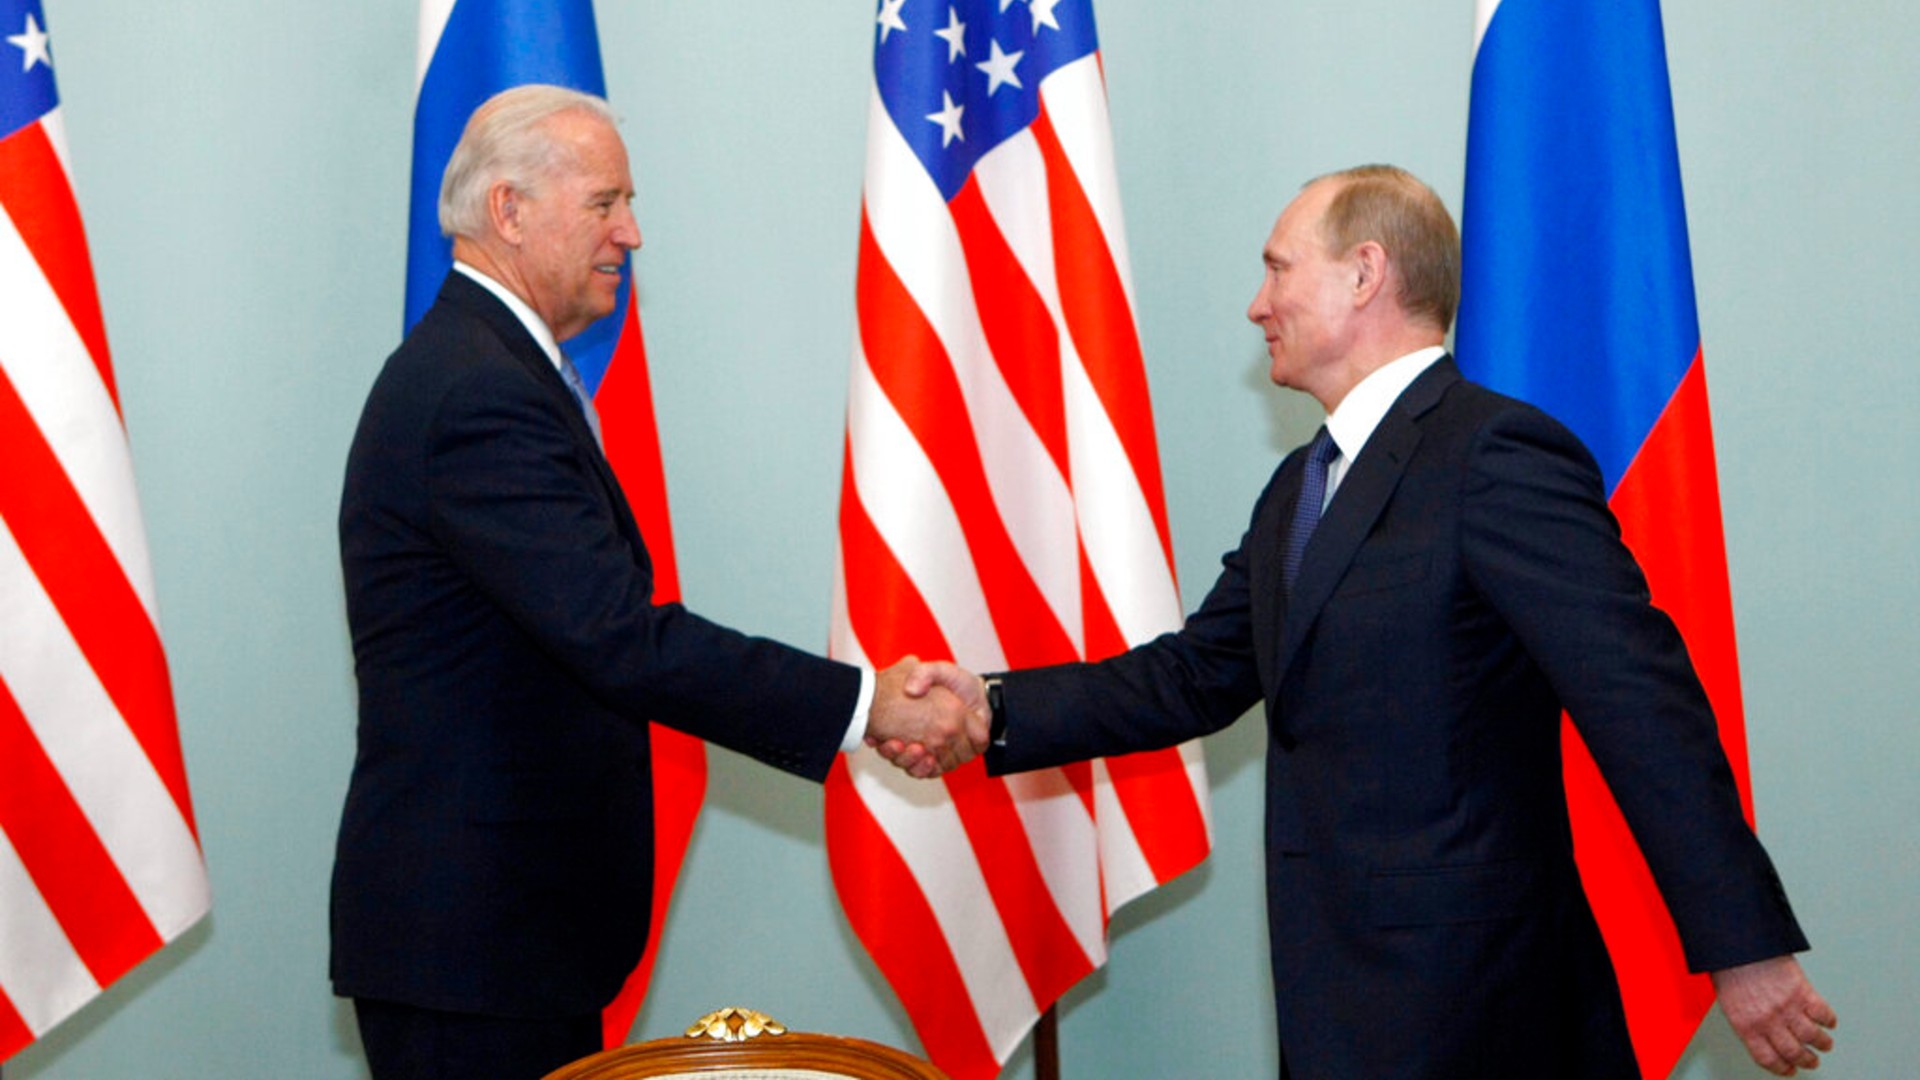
[[452, 261, 565, 373], [1324, 345, 1447, 464]]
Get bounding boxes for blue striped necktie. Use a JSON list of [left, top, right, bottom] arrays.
[[1282, 427, 1339, 590], [556, 351, 604, 450]]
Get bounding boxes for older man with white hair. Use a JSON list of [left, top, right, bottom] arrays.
[[331, 85, 981, 1080]]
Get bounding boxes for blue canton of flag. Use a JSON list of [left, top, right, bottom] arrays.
[[3, 0, 58, 140], [874, 0, 1097, 200]]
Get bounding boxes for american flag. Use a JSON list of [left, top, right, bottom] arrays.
[[0, 0, 209, 1060], [408, 0, 703, 1047], [826, 2, 1211, 1076], [1459, 0, 1749, 1073]]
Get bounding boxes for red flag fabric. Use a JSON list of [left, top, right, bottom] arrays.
[[0, 0, 210, 1060], [826, 4, 1211, 1077]]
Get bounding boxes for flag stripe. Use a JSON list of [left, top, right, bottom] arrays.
[[0, 983, 33, 1062], [0, 368, 192, 827]]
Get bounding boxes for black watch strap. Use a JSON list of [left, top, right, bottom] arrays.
[[983, 674, 1007, 746]]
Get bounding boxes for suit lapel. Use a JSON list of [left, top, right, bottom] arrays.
[[1274, 359, 1460, 685], [441, 274, 643, 547]]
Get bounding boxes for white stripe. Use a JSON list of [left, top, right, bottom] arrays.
[[863, 93, 1082, 657], [1037, 56, 1137, 312], [1002, 769, 1106, 964], [416, 0, 458, 88], [1474, 0, 1504, 55], [0, 518, 210, 940], [846, 752, 1039, 1056], [0, 828, 100, 1038], [844, 341, 1006, 671], [0, 195, 160, 624]]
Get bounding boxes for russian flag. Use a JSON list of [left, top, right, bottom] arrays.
[[1457, 0, 1752, 1074], [409, 0, 703, 1048]]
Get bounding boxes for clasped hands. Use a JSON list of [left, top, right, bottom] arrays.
[[864, 657, 988, 778]]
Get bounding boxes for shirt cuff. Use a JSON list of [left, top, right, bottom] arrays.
[[840, 666, 876, 753]]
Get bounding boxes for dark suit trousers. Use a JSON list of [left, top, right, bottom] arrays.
[[353, 997, 602, 1080]]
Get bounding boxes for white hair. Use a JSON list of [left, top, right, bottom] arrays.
[[437, 84, 617, 240]]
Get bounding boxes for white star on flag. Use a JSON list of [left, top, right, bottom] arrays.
[[876, 0, 908, 44], [8, 11, 52, 72], [924, 89, 964, 146], [1029, 0, 1062, 34], [934, 6, 967, 62], [974, 38, 1023, 95]]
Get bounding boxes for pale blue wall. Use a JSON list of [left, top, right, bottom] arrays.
[[11, 2, 1916, 1077]]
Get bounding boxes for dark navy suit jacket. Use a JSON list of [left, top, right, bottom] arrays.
[[332, 272, 860, 1017], [988, 359, 1806, 1078]]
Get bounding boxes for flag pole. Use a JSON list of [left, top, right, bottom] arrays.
[[1034, 1005, 1059, 1080]]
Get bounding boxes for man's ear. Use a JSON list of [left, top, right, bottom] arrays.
[[1351, 240, 1389, 308], [487, 182, 521, 245]]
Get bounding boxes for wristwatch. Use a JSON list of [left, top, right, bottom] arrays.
[[982, 674, 1007, 746]]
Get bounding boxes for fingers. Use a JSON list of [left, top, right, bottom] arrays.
[[866, 658, 992, 779], [1712, 956, 1837, 1076]]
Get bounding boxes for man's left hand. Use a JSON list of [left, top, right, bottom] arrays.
[[1711, 954, 1837, 1075]]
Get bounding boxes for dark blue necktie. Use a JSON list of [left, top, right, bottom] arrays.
[[1282, 427, 1339, 589]]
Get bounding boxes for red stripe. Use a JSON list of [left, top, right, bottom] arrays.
[[1569, 354, 1736, 1076], [826, 760, 1000, 1080], [0, 677, 162, 985], [0, 122, 118, 412], [0, 368, 195, 835], [590, 298, 707, 1046], [947, 181, 1070, 479], [0, 985, 34, 1062], [838, 440, 952, 664], [855, 209, 1078, 668], [1029, 106, 1174, 575]]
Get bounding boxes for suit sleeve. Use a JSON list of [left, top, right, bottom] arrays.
[[424, 360, 858, 780], [1459, 405, 1806, 970], [987, 472, 1277, 774]]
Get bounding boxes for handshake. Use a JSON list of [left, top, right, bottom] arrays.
[[863, 657, 991, 779]]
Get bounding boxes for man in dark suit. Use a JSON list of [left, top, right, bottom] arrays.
[[897, 166, 1835, 1077], [333, 85, 980, 1080]]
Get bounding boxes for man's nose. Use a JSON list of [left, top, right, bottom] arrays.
[[614, 205, 642, 250]]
